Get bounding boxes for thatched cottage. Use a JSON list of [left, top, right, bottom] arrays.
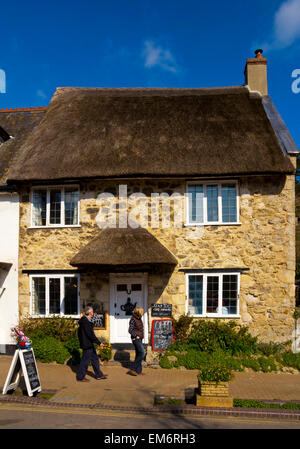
[[4, 51, 300, 357]]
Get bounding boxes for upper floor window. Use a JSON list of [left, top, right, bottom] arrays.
[[186, 181, 239, 225], [31, 186, 79, 227], [186, 272, 240, 317]]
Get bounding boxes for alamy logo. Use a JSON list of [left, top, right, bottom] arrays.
[[291, 69, 300, 94], [0, 69, 6, 93]]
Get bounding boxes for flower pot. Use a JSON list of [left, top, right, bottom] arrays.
[[198, 380, 229, 397]]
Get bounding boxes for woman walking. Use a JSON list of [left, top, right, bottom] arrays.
[[128, 307, 145, 376]]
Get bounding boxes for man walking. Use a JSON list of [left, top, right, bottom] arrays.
[[77, 306, 108, 382]]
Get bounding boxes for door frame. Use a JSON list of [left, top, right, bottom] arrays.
[[109, 273, 148, 344]]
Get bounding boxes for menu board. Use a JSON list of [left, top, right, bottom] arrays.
[[20, 349, 41, 393], [91, 312, 106, 330], [152, 319, 174, 351], [2, 348, 41, 397], [151, 304, 172, 317]]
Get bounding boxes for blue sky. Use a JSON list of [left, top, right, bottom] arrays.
[[0, 0, 299, 148]]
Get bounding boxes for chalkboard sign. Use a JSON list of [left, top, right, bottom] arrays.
[[152, 319, 174, 351], [2, 348, 41, 397], [91, 312, 106, 330], [151, 304, 172, 317], [20, 349, 41, 393]]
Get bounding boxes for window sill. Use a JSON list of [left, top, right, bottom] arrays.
[[28, 225, 81, 229], [190, 314, 241, 319], [184, 222, 242, 227], [30, 315, 80, 319]]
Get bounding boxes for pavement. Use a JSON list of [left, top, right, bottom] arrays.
[[1, 355, 300, 420]]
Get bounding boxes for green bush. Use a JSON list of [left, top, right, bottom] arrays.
[[64, 335, 82, 364], [173, 314, 193, 343], [257, 356, 278, 373], [198, 363, 233, 383], [277, 351, 300, 371], [233, 399, 300, 410], [188, 320, 258, 355], [20, 316, 78, 342], [257, 342, 285, 356], [31, 335, 70, 364]]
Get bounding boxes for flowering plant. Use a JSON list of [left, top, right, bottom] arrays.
[[198, 363, 233, 383], [96, 342, 112, 361]]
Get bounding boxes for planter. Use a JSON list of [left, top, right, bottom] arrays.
[[196, 379, 233, 408], [198, 380, 229, 397]]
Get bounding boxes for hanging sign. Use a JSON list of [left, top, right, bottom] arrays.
[[2, 348, 41, 397], [151, 304, 172, 317], [152, 319, 174, 351]]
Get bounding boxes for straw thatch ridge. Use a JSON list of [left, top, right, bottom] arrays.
[[70, 227, 178, 267], [7, 86, 295, 182]]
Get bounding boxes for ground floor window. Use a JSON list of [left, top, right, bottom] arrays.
[[30, 274, 80, 317], [186, 272, 240, 317]]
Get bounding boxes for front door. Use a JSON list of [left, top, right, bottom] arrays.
[[110, 275, 148, 344]]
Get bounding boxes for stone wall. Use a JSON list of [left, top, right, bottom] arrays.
[[17, 171, 296, 345]]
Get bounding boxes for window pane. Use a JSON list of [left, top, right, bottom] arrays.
[[206, 276, 219, 314], [64, 277, 78, 315], [32, 190, 46, 226], [32, 277, 46, 315], [49, 278, 61, 314], [206, 185, 219, 222], [222, 275, 238, 314], [188, 275, 203, 315], [222, 184, 237, 223], [50, 189, 61, 224], [65, 188, 79, 225], [188, 185, 203, 223]]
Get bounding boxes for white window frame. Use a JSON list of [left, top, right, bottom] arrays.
[[29, 273, 80, 318], [185, 180, 240, 226], [185, 272, 240, 318], [30, 185, 80, 228]]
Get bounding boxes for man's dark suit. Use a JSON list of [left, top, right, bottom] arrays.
[[77, 315, 104, 380]]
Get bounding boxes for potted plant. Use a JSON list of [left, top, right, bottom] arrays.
[[96, 342, 112, 363], [198, 363, 234, 398]]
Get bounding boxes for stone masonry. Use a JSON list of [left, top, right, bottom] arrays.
[[17, 168, 296, 347]]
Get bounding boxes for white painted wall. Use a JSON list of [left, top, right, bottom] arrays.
[[0, 193, 19, 353]]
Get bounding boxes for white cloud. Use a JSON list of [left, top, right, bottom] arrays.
[[275, 0, 300, 47], [36, 89, 47, 99], [263, 0, 300, 50], [142, 40, 177, 73]]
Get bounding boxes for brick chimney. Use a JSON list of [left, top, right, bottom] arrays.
[[244, 49, 268, 95]]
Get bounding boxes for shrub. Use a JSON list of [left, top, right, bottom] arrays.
[[257, 356, 278, 373], [31, 335, 70, 364], [19, 316, 78, 342], [198, 363, 233, 383], [159, 355, 174, 369], [277, 351, 300, 371], [173, 314, 193, 343], [188, 319, 258, 355], [257, 342, 285, 356], [64, 335, 82, 364]]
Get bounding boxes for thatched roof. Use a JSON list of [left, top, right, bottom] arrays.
[[0, 108, 46, 187], [70, 227, 177, 267], [7, 86, 295, 182]]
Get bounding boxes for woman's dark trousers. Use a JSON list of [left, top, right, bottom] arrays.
[[132, 339, 145, 374], [77, 347, 103, 380]]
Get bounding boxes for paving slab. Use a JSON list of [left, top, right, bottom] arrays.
[[1, 355, 300, 407]]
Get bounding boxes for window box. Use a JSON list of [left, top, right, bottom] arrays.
[[30, 274, 80, 317], [31, 185, 79, 227], [186, 180, 240, 226], [186, 272, 240, 317]]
